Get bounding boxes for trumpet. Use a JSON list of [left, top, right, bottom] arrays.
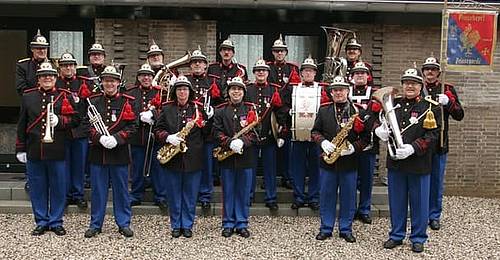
[[87, 98, 110, 136], [42, 96, 55, 143]]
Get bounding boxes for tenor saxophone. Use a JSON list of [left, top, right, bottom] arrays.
[[212, 114, 260, 162], [157, 105, 200, 164], [322, 113, 358, 164]]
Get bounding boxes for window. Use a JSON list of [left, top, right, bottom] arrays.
[[50, 31, 84, 65], [285, 35, 319, 65], [229, 34, 263, 82]]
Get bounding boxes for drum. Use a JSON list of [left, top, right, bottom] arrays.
[[291, 83, 322, 141]]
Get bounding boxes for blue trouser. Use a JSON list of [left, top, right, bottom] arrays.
[[89, 164, 131, 229], [356, 152, 376, 215], [27, 159, 67, 228], [221, 168, 253, 229], [290, 141, 320, 204], [319, 168, 357, 235], [198, 142, 215, 203], [277, 138, 292, 182], [130, 145, 166, 203], [429, 153, 448, 221], [251, 144, 277, 203], [65, 138, 88, 201], [165, 169, 202, 230], [388, 169, 430, 244]]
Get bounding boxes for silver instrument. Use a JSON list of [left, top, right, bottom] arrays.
[[42, 96, 55, 143], [87, 98, 110, 136], [321, 26, 355, 82]]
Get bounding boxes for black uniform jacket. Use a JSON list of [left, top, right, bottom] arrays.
[[207, 62, 248, 98], [423, 81, 464, 154], [350, 84, 381, 154], [267, 61, 300, 87], [56, 76, 92, 139], [386, 96, 441, 175], [154, 100, 207, 173], [213, 101, 258, 169], [87, 92, 138, 165], [16, 86, 80, 160], [311, 101, 371, 172], [244, 81, 288, 145], [15, 58, 47, 95], [125, 84, 162, 146]]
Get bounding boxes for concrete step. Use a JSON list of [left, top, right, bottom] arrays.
[[0, 200, 390, 217], [0, 181, 389, 204]]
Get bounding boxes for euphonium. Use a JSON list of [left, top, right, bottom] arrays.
[[157, 104, 200, 164], [152, 52, 191, 87], [212, 113, 260, 162], [372, 87, 404, 159], [42, 96, 55, 143], [322, 113, 358, 164]]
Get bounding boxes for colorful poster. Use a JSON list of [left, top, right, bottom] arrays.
[[444, 9, 498, 71]]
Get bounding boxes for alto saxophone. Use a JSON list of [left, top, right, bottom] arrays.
[[212, 114, 260, 162], [322, 113, 358, 164], [157, 105, 200, 164]]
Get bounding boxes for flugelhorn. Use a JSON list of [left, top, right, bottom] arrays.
[[42, 96, 55, 143]]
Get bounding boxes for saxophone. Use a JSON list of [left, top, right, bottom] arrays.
[[322, 113, 358, 164], [157, 105, 200, 164], [212, 113, 260, 162]]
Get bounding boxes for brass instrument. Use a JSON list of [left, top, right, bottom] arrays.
[[87, 98, 110, 136], [372, 87, 404, 159], [321, 26, 355, 83], [322, 113, 358, 164], [157, 104, 200, 164], [152, 52, 191, 87], [42, 96, 55, 143], [212, 112, 260, 162]]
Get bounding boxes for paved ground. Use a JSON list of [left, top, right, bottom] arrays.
[[0, 196, 498, 259]]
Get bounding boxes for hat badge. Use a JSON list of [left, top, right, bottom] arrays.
[[333, 76, 344, 84], [255, 59, 266, 67], [104, 66, 118, 74], [405, 68, 418, 76], [92, 43, 103, 49], [40, 62, 53, 70], [141, 63, 152, 70]]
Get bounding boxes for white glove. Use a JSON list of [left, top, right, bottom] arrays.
[[375, 125, 390, 142], [166, 134, 184, 146], [99, 136, 116, 149], [205, 106, 214, 119], [229, 139, 244, 154], [340, 142, 355, 156], [437, 94, 449, 106], [49, 114, 59, 127], [140, 110, 154, 125], [321, 140, 335, 154], [277, 138, 285, 148], [16, 152, 27, 163], [394, 144, 415, 160]]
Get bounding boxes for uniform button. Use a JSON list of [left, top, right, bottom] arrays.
[[142, 96, 146, 100], [107, 106, 111, 109], [107, 113, 110, 116], [182, 120, 186, 124], [43, 93, 46, 96], [404, 109, 408, 112], [42, 119, 45, 122], [42, 99, 46, 102], [107, 100, 111, 103], [42, 106, 46, 109], [106, 119, 109, 123], [403, 122, 406, 125]]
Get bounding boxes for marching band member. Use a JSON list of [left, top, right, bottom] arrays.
[[55, 52, 92, 209], [77, 43, 106, 79], [267, 34, 300, 190], [208, 38, 248, 99], [126, 63, 167, 210], [312, 76, 371, 242], [16, 62, 79, 236], [349, 62, 381, 224], [213, 77, 257, 238], [376, 68, 440, 253], [245, 59, 287, 211], [16, 29, 52, 95], [146, 40, 164, 75], [285, 57, 325, 211], [344, 38, 373, 86], [84, 66, 137, 238], [154, 76, 206, 238], [186, 48, 221, 212], [421, 56, 464, 230]]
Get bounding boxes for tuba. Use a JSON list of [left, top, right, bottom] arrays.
[[321, 26, 355, 83], [372, 87, 404, 159], [152, 52, 191, 88]]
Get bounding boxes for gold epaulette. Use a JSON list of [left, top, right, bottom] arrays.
[[17, 58, 30, 63]]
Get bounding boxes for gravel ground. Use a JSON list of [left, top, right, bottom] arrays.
[[0, 196, 499, 259]]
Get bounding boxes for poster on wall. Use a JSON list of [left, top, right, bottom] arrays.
[[444, 9, 498, 71]]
